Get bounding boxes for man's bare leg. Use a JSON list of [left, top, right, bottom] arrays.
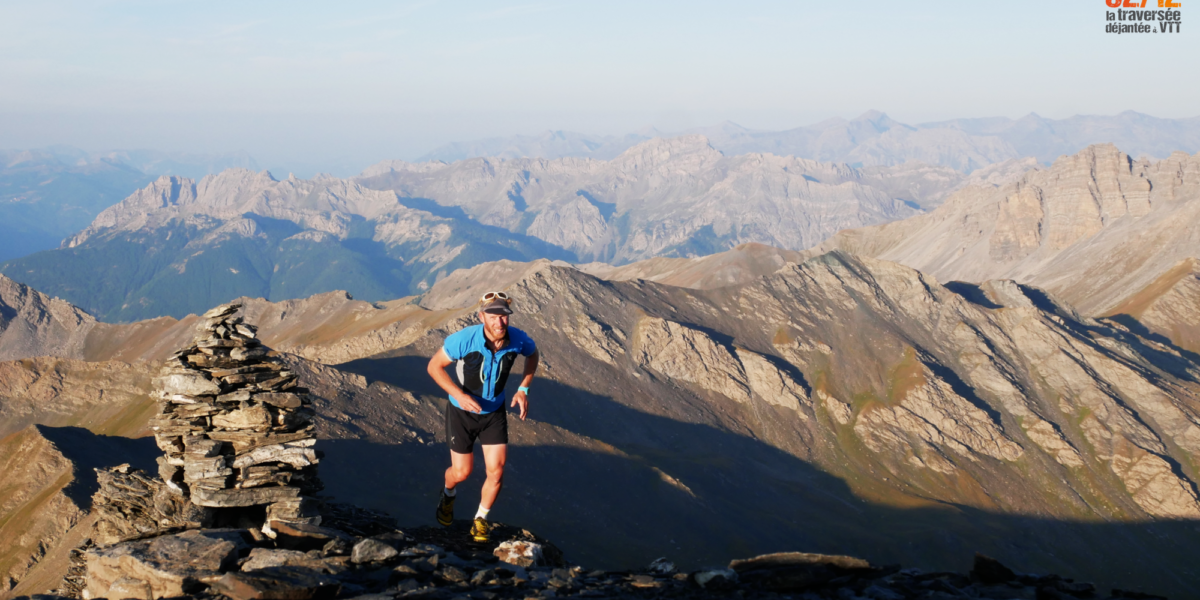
[[480, 444, 507, 510], [445, 450, 473, 490]]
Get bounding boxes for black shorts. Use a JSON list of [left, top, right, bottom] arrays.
[[445, 403, 508, 453]]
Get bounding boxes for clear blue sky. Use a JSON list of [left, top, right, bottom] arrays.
[[2, 1, 1196, 175]]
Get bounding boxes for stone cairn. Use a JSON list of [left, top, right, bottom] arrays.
[[149, 302, 322, 530]]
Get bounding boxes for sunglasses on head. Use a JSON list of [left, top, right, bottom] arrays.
[[480, 291, 511, 304]]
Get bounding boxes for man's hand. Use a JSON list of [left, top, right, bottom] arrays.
[[511, 391, 528, 420], [455, 392, 483, 414], [429, 349, 483, 413]]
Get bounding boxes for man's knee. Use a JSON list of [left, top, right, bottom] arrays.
[[485, 463, 504, 482], [450, 464, 472, 481]]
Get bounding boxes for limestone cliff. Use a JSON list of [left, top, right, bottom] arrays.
[[815, 144, 1200, 316]]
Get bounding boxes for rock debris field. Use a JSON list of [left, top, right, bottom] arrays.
[[54, 492, 1167, 600]]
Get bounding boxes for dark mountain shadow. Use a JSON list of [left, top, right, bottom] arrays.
[[320, 367, 1200, 597], [35, 425, 158, 510], [244, 213, 305, 239], [757, 352, 812, 397], [395, 196, 474, 222], [339, 355, 444, 398], [944, 281, 1002, 309], [393, 197, 579, 266], [976, 282, 1200, 384], [576, 190, 616, 221], [507, 190, 527, 212], [922, 358, 1003, 424], [1015, 284, 1071, 316], [1102, 313, 1200, 373], [660, 225, 736, 259]]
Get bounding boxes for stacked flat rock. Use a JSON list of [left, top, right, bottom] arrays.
[[148, 302, 322, 527]]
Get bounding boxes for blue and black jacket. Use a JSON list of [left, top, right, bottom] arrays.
[[443, 324, 538, 414]]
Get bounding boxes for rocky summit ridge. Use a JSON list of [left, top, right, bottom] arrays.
[[13, 459, 1156, 600]]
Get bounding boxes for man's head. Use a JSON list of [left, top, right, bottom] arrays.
[[478, 291, 512, 340]]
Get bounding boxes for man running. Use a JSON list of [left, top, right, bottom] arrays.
[[426, 291, 539, 542]]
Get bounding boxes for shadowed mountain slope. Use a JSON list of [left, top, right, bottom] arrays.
[[1103, 257, 1200, 355], [0, 358, 157, 441], [814, 144, 1200, 316], [0, 426, 156, 596]]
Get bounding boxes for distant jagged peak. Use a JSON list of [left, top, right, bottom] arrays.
[[358, 158, 453, 177], [631, 124, 667, 137], [422, 241, 819, 313], [851, 109, 906, 131], [610, 134, 722, 169], [192, 166, 276, 188], [853, 109, 888, 122], [960, 156, 1042, 188], [689, 120, 752, 135], [536, 129, 574, 141], [1048, 141, 1125, 167]]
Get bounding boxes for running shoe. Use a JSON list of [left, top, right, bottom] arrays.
[[470, 517, 491, 543], [435, 491, 455, 527]]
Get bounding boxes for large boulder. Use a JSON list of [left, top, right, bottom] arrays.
[[729, 552, 879, 592], [85, 529, 249, 599]]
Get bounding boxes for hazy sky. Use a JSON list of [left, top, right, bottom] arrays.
[[2, 1, 1197, 175]]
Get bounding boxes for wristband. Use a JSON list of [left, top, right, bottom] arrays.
[[518, 386, 530, 395]]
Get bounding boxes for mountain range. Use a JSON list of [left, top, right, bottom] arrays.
[[2, 135, 1028, 322], [419, 111, 1200, 171], [0, 147, 258, 262], [3, 140, 1189, 326], [2, 126, 1200, 597]]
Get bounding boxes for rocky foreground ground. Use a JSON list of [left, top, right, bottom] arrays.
[[8, 467, 1166, 600]]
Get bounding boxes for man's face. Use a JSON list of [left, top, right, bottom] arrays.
[[480, 310, 509, 339]]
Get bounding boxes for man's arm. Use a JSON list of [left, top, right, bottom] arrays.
[[510, 350, 538, 420], [427, 348, 482, 413]]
